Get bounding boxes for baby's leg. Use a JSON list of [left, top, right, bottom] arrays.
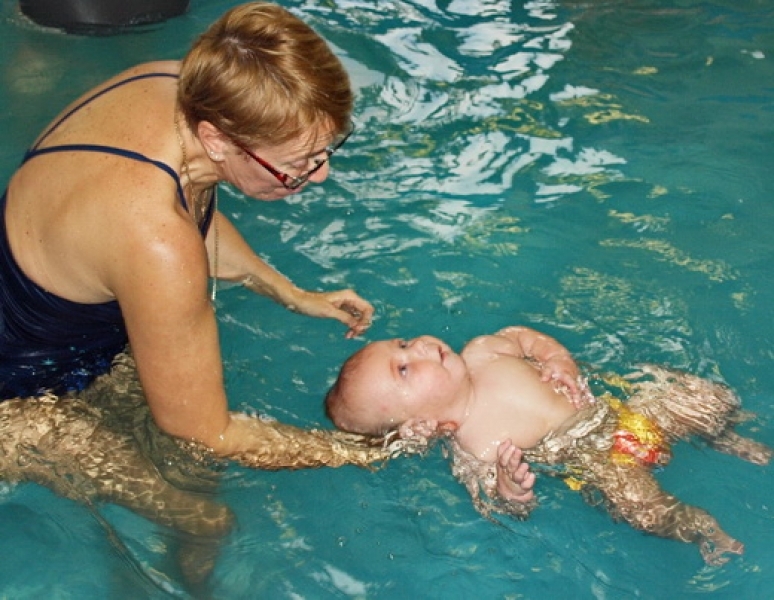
[[707, 429, 772, 466], [594, 462, 743, 565], [625, 365, 770, 465], [626, 365, 740, 441]]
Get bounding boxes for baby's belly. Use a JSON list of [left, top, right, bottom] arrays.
[[462, 359, 579, 460]]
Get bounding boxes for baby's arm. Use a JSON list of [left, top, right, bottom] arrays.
[[495, 440, 536, 503], [495, 326, 591, 407]]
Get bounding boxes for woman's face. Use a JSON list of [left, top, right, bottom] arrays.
[[226, 124, 341, 201]]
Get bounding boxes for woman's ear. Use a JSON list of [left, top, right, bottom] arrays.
[[197, 121, 229, 160]]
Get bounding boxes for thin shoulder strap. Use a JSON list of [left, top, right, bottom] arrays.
[[28, 143, 188, 212], [26, 144, 214, 237], [33, 72, 179, 150], [22, 72, 215, 238]]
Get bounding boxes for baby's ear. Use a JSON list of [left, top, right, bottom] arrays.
[[398, 419, 439, 439]]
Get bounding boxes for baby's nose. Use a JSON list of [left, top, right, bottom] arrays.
[[410, 337, 434, 354]]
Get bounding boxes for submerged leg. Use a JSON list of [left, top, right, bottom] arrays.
[[626, 365, 741, 440], [0, 394, 233, 589], [707, 429, 772, 466], [625, 365, 771, 465], [592, 462, 743, 565], [105, 460, 232, 595]]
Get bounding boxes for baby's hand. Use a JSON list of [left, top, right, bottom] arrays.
[[496, 440, 535, 503], [540, 355, 594, 408]]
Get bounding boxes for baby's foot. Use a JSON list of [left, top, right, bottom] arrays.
[[700, 535, 744, 566]]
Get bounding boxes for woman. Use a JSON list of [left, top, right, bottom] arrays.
[[0, 2, 384, 468]]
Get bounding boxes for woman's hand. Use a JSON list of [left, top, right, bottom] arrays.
[[287, 288, 374, 338]]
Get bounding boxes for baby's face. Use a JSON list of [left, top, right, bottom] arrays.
[[341, 336, 468, 431]]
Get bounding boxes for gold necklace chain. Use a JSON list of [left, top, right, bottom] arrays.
[[174, 113, 219, 303], [174, 114, 197, 220], [210, 187, 219, 303]]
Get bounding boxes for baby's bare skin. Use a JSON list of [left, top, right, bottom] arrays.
[[327, 326, 767, 566], [495, 440, 536, 502], [456, 343, 581, 461]]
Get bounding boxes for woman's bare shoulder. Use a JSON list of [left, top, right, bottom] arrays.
[[116, 60, 181, 78], [105, 204, 209, 299]]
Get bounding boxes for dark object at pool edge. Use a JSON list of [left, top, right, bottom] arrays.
[[19, 0, 189, 35]]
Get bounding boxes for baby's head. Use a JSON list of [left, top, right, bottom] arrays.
[[325, 336, 468, 437]]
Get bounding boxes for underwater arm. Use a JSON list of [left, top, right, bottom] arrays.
[[216, 413, 392, 470]]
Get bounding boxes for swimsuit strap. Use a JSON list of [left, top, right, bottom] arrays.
[[20, 71, 215, 235], [25, 144, 187, 210], [33, 72, 179, 150]]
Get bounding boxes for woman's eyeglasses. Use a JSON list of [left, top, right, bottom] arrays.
[[234, 121, 355, 190]]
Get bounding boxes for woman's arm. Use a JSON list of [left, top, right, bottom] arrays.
[[206, 210, 373, 338], [112, 202, 384, 467], [215, 413, 390, 469]]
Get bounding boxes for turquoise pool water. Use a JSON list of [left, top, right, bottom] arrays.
[[1, 0, 773, 598]]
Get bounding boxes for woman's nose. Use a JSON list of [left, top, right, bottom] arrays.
[[307, 159, 330, 184]]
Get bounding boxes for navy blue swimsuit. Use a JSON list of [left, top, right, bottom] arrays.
[[0, 72, 214, 399]]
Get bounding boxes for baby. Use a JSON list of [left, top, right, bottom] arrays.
[[325, 326, 772, 565]]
